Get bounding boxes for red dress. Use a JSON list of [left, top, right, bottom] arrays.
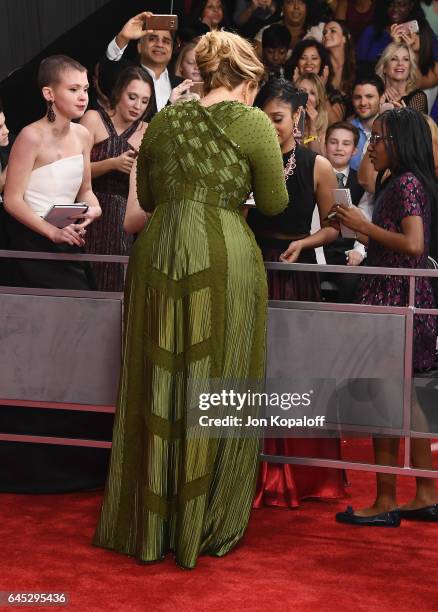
[[249, 145, 346, 508]]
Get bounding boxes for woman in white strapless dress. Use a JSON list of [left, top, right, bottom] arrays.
[[4, 55, 101, 289], [0, 56, 105, 494]]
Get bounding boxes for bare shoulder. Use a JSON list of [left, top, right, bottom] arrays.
[[72, 121, 90, 138], [72, 121, 93, 147], [315, 154, 333, 174], [134, 121, 148, 139], [80, 109, 101, 128], [314, 155, 336, 186], [16, 123, 43, 148]]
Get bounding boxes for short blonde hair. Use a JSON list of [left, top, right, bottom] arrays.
[[376, 42, 419, 95], [195, 30, 264, 93], [295, 72, 328, 137]]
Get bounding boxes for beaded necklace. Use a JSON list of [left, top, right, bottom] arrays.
[[283, 144, 297, 181]]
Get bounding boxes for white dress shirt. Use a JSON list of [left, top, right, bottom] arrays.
[[106, 38, 172, 111]]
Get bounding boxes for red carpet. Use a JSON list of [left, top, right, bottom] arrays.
[[1, 440, 437, 612]]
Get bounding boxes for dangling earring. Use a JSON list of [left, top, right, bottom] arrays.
[[292, 111, 301, 138], [47, 100, 56, 122]]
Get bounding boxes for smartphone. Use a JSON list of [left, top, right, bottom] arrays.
[[294, 109, 306, 142], [191, 82, 205, 97], [399, 20, 419, 34], [333, 188, 353, 208], [333, 189, 356, 239], [324, 190, 352, 220], [143, 14, 179, 31]]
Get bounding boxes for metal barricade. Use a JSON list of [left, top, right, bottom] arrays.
[[0, 250, 125, 450], [263, 261, 438, 479], [0, 250, 437, 478]]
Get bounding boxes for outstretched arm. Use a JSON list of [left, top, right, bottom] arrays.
[[280, 156, 339, 263], [242, 109, 288, 216], [111, 12, 154, 54]]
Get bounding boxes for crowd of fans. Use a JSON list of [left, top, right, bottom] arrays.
[[1, 0, 438, 297]]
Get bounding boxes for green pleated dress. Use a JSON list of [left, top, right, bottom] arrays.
[[93, 100, 288, 568]]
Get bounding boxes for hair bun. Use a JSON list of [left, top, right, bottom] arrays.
[[194, 30, 264, 94], [196, 31, 232, 74]]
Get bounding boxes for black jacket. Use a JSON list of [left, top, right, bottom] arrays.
[[324, 168, 365, 266]]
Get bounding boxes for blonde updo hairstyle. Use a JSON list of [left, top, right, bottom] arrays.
[[195, 30, 264, 93]]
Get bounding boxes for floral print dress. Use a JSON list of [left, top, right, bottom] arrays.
[[357, 172, 437, 370]]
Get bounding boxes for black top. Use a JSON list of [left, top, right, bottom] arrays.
[[248, 144, 317, 237], [402, 89, 428, 114]]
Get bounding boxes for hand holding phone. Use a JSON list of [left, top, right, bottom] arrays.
[[399, 20, 419, 34], [191, 82, 205, 97], [143, 14, 179, 31]]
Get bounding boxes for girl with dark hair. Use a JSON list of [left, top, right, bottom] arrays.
[[288, 38, 333, 83], [334, 108, 438, 526], [247, 78, 346, 509], [322, 20, 356, 95], [80, 66, 154, 291], [289, 39, 347, 125]]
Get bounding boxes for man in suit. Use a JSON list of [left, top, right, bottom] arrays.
[[101, 11, 185, 116], [323, 121, 365, 302]]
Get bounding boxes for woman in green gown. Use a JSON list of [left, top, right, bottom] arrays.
[[94, 30, 288, 569]]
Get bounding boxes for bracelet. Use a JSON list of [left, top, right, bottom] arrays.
[[304, 135, 318, 144]]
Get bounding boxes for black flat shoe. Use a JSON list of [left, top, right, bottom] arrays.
[[397, 504, 438, 521], [335, 506, 401, 527]]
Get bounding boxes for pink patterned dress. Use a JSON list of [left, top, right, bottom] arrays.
[[356, 172, 437, 370]]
